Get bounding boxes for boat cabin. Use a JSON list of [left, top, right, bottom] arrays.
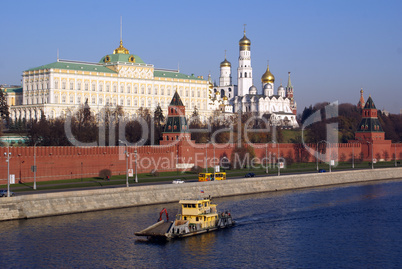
[[178, 199, 218, 229]]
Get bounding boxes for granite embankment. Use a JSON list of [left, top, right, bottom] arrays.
[[1, 168, 401, 221]]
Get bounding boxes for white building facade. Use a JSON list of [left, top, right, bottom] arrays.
[[10, 41, 210, 121]]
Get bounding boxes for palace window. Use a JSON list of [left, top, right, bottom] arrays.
[[92, 97, 96, 104], [113, 98, 117, 106], [92, 83, 96, 91], [120, 99, 124, 106], [99, 84, 103, 92], [77, 96, 81, 104], [70, 95, 74, 103], [154, 86, 158, 95], [141, 86, 145, 94], [62, 95, 66, 103], [99, 98, 103, 105], [127, 98, 131, 106], [113, 84, 117, 92], [85, 82, 89, 91], [147, 86, 151, 94], [120, 85, 124, 93], [134, 85, 138, 94], [106, 98, 110, 105], [167, 87, 171, 95], [106, 84, 110, 92], [134, 99, 137, 107], [54, 81, 59, 89], [161, 87, 164, 95], [62, 81, 66, 90], [127, 85, 131, 93], [70, 81, 74, 90], [78, 82, 81, 90]]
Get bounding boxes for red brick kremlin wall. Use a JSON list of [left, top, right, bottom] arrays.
[[1, 143, 401, 184]]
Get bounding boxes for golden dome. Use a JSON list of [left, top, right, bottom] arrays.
[[220, 58, 231, 67], [113, 40, 130, 54], [209, 81, 214, 89], [261, 64, 275, 83], [223, 96, 228, 101], [239, 34, 251, 47]]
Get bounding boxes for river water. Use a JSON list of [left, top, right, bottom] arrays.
[[1, 179, 402, 268]]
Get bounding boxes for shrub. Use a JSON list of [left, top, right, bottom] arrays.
[[150, 169, 159, 177], [99, 169, 112, 180], [190, 165, 203, 174]]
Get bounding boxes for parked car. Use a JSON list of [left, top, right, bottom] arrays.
[[0, 190, 15, 197], [245, 172, 255, 178], [318, 169, 326, 173], [172, 179, 185, 184]]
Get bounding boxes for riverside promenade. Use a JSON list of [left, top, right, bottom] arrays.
[[1, 167, 401, 221]]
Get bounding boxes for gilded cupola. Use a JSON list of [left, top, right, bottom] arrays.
[[113, 40, 130, 54], [261, 64, 275, 84]]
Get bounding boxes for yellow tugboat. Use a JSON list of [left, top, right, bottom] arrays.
[[135, 197, 234, 240]]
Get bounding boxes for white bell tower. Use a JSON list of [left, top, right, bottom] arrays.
[[237, 25, 253, 96]]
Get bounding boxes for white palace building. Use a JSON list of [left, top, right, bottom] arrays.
[[7, 28, 298, 128], [10, 40, 210, 121]]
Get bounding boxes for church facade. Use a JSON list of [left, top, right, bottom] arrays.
[[209, 29, 298, 128]]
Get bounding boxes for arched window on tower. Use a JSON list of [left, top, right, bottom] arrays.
[[240, 73, 242, 78], [245, 73, 247, 78]]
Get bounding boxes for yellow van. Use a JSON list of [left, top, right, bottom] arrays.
[[198, 172, 226, 182]]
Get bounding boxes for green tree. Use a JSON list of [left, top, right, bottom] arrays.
[[0, 88, 10, 127]]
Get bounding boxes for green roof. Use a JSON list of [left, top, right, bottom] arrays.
[[99, 53, 145, 64], [154, 70, 205, 80], [1, 87, 22, 93], [356, 118, 384, 133], [25, 61, 116, 73], [164, 116, 189, 133]]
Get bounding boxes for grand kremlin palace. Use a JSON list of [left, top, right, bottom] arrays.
[[9, 40, 210, 121]]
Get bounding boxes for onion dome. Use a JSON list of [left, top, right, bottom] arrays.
[[223, 96, 228, 101], [249, 85, 257, 95], [278, 83, 285, 97], [261, 64, 275, 83], [113, 40, 130, 54], [220, 58, 231, 67], [239, 33, 251, 51]]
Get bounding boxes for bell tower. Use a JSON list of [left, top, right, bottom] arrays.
[[237, 25, 253, 96]]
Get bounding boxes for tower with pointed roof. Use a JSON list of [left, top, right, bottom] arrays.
[[161, 91, 191, 143], [238, 26, 253, 96], [357, 88, 365, 110], [219, 51, 232, 87], [355, 95, 385, 141], [285, 72, 297, 115]]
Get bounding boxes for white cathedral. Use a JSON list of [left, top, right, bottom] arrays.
[[208, 29, 298, 128]]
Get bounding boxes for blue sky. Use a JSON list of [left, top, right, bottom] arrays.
[[1, 0, 401, 113]]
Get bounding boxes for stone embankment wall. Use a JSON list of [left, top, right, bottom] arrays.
[[0, 168, 401, 221]]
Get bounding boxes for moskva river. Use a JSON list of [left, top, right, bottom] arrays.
[[1, 179, 402, 268]]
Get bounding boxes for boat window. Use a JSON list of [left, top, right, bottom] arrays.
[[184, 217, 187, 220], [196, 217, 199, 221], [191, 204, 196, 208], [198, 204, 202, 208], [183, 204, 187, 208]]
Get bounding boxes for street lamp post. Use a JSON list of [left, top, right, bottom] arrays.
[[316, 142, 319, 172], [367, 141, 374, 169], [395, 142, 400, 167], [134, 147, 138, 183], [4, 147, 12, 197], [205, 141, 209, 173], [118, 140, 129, 187], [277, 142, 280, 176], [328, 142, 332, 173], [213, 141, 216, 181], [265, 142, 269, 174]]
